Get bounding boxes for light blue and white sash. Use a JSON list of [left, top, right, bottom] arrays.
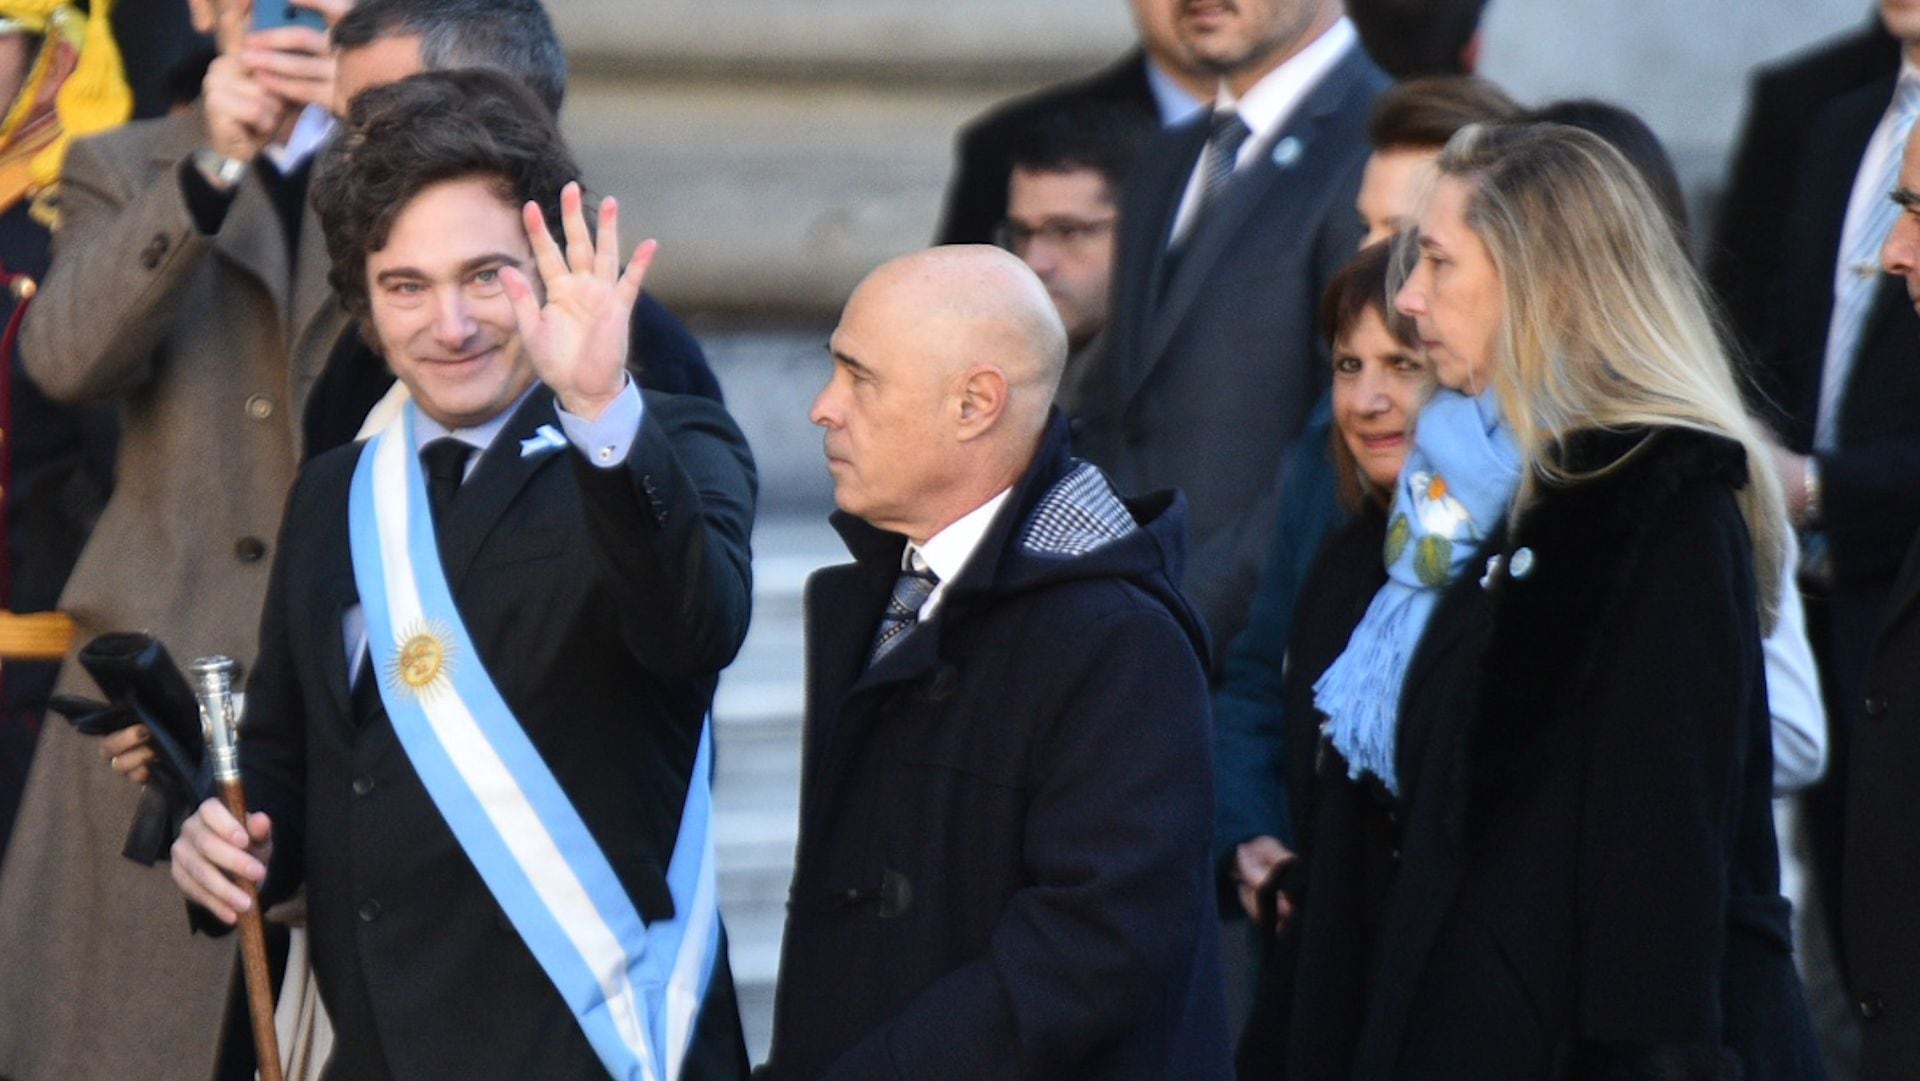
[[347, 403, 720, 1081]]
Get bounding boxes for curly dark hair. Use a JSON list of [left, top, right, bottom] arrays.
[[311, 68, 581, 336]]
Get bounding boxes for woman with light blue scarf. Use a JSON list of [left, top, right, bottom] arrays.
[[1242, 122, 1824, 1081]]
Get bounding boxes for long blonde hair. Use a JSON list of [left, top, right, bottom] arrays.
[[1427, 121, 1786, 629]]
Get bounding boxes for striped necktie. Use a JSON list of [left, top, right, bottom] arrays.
[[1194, 109, 1250, 225], [867, 556, 939, 666], [1818, 76, 1920, 451]]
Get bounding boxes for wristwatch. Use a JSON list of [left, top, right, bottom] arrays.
[[192, 148, 249, 192]]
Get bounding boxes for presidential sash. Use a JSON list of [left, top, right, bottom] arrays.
[[347, 403, 721, 1081]]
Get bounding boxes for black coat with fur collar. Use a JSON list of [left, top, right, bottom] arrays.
[[1246, 426, 1822, 1081]]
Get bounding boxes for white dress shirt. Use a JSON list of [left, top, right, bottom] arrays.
[[1168, 17, 1358, 243], [908, 487, 1013, 622], [1144, 57, 1208, 128]]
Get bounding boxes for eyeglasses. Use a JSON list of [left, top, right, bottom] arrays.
[[993, 216, 1117, 256]]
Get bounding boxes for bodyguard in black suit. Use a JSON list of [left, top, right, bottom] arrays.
[[1845, 117, 1920, 1081], [1072, 0, 1386, 662], [764, 246, 1231, 1079], [1752, 38, 1920, 978], [171, 72, 754, 1080], [1709, 15, 1898, 361]]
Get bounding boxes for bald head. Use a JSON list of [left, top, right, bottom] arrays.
[[854, 245, 1068, 396], [811, 246, 1071, 541]]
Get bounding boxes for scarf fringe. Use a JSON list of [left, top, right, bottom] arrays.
[[1313, 583, 1430, 796]]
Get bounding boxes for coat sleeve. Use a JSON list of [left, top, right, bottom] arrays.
[[819, 603, 1224, 1079], [20, 130, 216, 405], [1560, 488, 1757, 1076], [569, 392, 757, 679], [1211, 436, 1341, 864]]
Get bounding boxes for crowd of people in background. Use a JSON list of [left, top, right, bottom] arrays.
[[0, 0, 1917, 1078]]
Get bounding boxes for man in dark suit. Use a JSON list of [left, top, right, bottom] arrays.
[[1711, 14, 1900, 362], [169, 71, 754, 1080], [1071, 0, 1387, 664], [1750, 0, 1920, 997], [1846, 118, 1920, 1081], [764, 246, 1230, 1079], [934, 0, 1212, 245]]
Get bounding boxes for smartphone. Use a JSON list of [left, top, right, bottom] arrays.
[[252, 0, 326, 33]]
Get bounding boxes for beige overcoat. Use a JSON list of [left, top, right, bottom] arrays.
[[0, 105, 348, 1081]]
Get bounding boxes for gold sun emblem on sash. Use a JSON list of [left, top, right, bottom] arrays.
[[385, 620, 457, 700]]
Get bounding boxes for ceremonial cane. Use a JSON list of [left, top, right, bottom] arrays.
[[191, 656, 285, 1081]]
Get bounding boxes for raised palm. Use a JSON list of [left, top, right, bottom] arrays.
[[502, 181, 656, 421]]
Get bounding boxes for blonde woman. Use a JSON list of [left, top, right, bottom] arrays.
[[1259, 123, 1822, 1080]]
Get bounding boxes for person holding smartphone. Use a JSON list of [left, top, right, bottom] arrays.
[[0, 1, 355, 1079]]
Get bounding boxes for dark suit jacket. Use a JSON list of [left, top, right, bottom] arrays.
[[236, 388, 756, 1081], [1755, 72, 1920, 824], [1847, 532, 1920, 1081], [1071, 45, 1386, 664], [1243, 429, 1819, 1081], [1709, 18, 1898, 361], [933, 50, 1159, 245]]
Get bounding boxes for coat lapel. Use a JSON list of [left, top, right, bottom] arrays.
[[434, 388, 567, 589], [1128, 46, 1374, 408]]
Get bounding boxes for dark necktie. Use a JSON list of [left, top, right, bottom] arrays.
[[421, 437, 474, 521], [1195, 109, 1251, 226], [867, 559, 939, 667]]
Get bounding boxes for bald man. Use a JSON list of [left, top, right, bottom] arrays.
[[763, 247, 1232, 1080]]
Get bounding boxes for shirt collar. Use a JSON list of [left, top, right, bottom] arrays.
[[907, 486, 1014, 585], [410, 381, 540, 457], [1144, 56, 1208, 127], [263, 105, 336, 174], [1216, 17, 1356, 145]]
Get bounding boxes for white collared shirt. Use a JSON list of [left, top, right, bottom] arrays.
[[907, 487, 1013, 622], [1169, 17, 1357, 243], [263, 104, 336, 174]]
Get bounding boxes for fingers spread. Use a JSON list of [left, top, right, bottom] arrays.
[[615, 238, 658, 311], [560, 182, 594, 276], [523, 201, 567, 291]]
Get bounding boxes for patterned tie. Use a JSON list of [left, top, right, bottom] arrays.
[[867, 557, 939, 667], [1194, 109, 1251, 225], [421, 437, 475, 521], [1818, 76, 1920, 451]]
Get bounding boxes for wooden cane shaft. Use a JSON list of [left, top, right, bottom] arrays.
[[218, 778, 285, 1081]]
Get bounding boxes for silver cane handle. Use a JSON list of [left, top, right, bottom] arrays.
[[189, 655, 243, 783]]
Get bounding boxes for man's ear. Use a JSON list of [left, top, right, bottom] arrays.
[[953, 364, 1009, 441]]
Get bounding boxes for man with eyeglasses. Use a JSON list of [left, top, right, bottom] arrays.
[[996, 105, 1152, 415]]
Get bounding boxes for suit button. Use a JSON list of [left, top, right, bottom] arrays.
[[1866, 694, 1889, 718], [234, 536, 267, 562], [139, 233, 169, 269], [358, 898, 382, 923], [244, 393, 274, 420], [352, 775, 375, 796], [1858, 996, 1885, 1021]]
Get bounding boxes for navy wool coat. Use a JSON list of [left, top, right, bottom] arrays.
[[765, 413, 1234, 1080]]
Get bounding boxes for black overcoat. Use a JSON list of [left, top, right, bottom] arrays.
[[1245, 428, 1822, 1081], [765, 415, 1235, 1079]]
